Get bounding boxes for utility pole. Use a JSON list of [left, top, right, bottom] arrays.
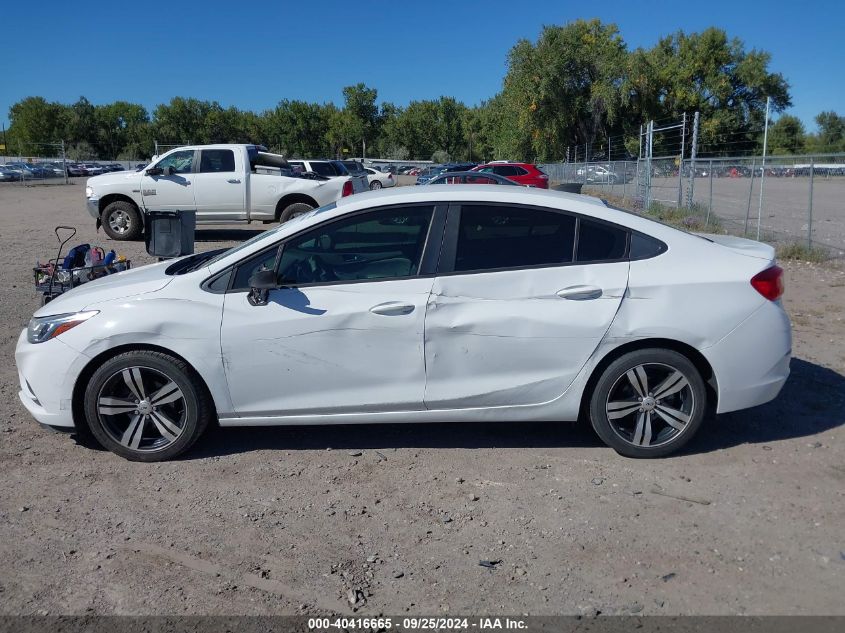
[[686, 111, 700, 208]]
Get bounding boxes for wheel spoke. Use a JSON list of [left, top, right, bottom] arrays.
[[631, 411, 653, 447], [120, 414, 145, 449], [653, 371, 689, 400], [150, 411, 180, 443], [98, 396, 137, 415], [122, 368, 146, 400], [626, 366, 649, 397], [150, 381, 183, 406], [655, 405, 690, 431], [606, 400, 641, 419]]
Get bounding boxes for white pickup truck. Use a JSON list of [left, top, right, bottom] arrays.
[[85, 144, 356, 241]]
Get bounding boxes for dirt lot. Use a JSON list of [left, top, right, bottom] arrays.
[[0, 181, 843, 616]]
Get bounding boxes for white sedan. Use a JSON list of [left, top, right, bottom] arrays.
[[16, 187, 791, 461], [364, 167, 396, 190]]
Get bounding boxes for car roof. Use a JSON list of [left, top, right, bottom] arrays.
[[206, 185, 687, 275]]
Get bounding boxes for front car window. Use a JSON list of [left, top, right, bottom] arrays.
[[277, 206, 434, 285], [156, 150, 194, 174]]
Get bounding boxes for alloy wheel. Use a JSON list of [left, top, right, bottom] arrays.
[[108, 210, 130, 234], [96, 366, 187, 452], [605, 362, 695, 448]]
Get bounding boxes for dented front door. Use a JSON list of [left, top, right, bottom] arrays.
[[423, 263, 629, 409]]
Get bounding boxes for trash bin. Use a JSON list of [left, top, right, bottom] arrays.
[[144, 210, 196, 258]]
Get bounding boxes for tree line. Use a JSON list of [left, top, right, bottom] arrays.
[[4, 20, 844, 162]]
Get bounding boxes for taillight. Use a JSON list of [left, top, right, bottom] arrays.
[[342, 180, 353, 197], [751, 265, 784, 301]]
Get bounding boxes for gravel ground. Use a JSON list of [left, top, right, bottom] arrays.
[[0, 181, 843, 616]]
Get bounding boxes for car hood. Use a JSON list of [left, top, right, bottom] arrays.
[[697, 233, 775, 261], [34, 260, 175, 317], [87, 170, 142, 188]]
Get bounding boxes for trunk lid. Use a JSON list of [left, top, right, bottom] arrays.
[[697, 233, 775, 261]]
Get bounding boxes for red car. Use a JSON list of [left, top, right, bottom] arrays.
[[471, 162, 549, 188]]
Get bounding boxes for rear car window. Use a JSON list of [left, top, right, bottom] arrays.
[[200, 149, 235, 173], [454, 205, 576, 272], [310, 162, 337, 177], [576, 219, 628, 262]]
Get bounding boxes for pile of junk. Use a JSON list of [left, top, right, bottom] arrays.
[[34, 226, 131, 305]]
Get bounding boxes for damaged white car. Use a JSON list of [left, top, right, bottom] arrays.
[[16, 186, 791, 461]]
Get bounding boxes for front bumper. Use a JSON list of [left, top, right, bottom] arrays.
[[86, 197, 100, 220], [15, 329, 90, 428]]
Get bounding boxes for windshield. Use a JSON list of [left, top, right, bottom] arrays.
[[203, 202, 338, 268]]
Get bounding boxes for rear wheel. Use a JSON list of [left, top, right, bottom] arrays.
[[102, 200, 142, 241], [83, 350, 212, 461], [589, 349, 707, 458], [370, 180, 382, 190], [278, 202, 314, 223]]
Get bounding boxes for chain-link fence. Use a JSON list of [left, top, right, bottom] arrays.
[[540, 153, 845, 256]]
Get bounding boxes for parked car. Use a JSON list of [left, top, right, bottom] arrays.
[[18, 186, 791, 461], [425, 171, 520, 186], [0, 166, 19, 181], [65, 163, 87, 177], [576, 165, 622, 184], [364, 167, 396, 189], [86, 144, 357, 241], [286, 159, 368, 194], [5, 162, 35, 179], [472, 162, 549, 188], [415, 165, 445, 185], [79, 163, 106, 176]]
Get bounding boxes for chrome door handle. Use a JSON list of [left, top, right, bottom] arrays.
[[370, 302, 415, 316], [556, 285, 603, 300], [227, 179, 241, 184]]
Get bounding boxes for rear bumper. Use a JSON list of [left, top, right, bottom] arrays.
[[705, 300, 792, 414]]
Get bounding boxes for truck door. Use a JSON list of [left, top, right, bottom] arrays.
[[193, 148, 247, 221], [140, 149, 196, 212]]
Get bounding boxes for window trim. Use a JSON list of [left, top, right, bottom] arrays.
[[436, 202, 635, 276], [214, 203, 447, 293]]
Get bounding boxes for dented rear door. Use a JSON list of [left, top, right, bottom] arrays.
[[423, 202, 629, 409]]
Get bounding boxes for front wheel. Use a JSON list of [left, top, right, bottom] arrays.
[[101, 200, 142, 241], [589, 349, 707, 458], [83, 350, 213, 461]]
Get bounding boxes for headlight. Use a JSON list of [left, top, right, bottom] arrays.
[[27, 311, 98, 344], [85, 186, 94, 197]]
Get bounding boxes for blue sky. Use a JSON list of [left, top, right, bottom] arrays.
[[1, 0, 842, 131]]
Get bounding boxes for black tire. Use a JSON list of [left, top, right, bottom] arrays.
[[278, 202, 314, 223], [589, 348, 707, 458], [101, 200, 142, 241], [82, 350, 212, 461], [370, 180, 382, 190]]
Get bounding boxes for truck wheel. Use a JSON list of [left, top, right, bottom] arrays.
[[279, 202, 314, 223], [102, 201, 142, 241]]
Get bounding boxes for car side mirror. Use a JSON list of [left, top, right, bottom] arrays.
[[247, 269, 278, 306], [146, 166, 163, 176]]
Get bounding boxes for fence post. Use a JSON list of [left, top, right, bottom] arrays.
[[706, 158, 714, 226], [61, 140, 68, 185], [686, 111, 699, 208], [807, 158, 815, 249], [744, 159, 756, 236], [677, 112, 686, 207]]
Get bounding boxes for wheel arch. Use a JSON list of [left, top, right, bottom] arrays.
[[579, 338, 718, 418], [274, 193, 319, 221], [99, 193, 141, 216], [71, 343, 218, 434]]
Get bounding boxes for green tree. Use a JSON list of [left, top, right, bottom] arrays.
[[96, 101, 149, 159], [767, 115, 805, 155], [342, 83, 379, 156], [809, 111, 845, 152], [7, 96, 67, 150]]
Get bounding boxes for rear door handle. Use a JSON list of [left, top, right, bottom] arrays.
[[227, 178, 241, 184], [556, 285, 603, 300], [370, 302, 415, 316]]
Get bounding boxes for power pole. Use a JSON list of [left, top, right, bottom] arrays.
[[677, 112, 687, 207], [756, 96, 771, 241]]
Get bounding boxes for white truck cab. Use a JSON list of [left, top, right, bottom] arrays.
[[86, 144, 355, 241]]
